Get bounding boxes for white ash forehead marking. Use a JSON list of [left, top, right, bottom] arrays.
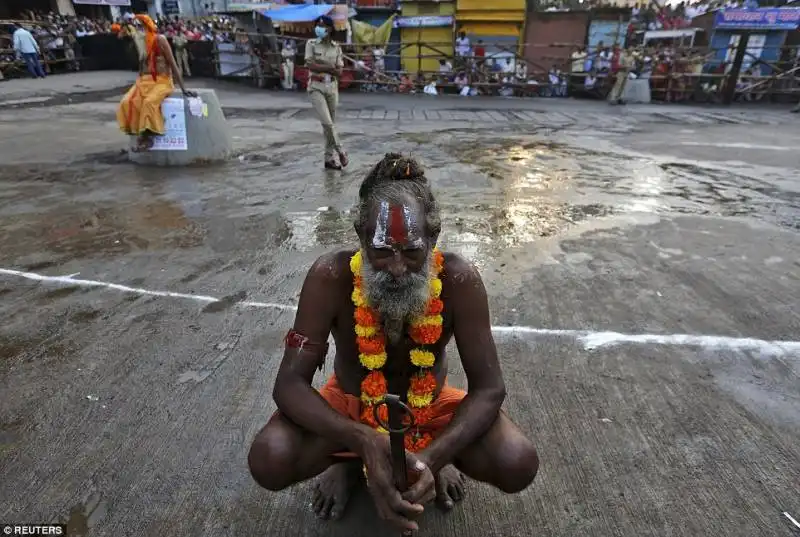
[[371, 200, 424, 249]]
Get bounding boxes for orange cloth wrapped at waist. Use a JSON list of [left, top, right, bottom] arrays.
[[116, 74, 174, 136], [319, 374, 465, 458]]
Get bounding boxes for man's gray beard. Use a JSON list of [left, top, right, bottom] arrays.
[[360, 251, 432, 344]]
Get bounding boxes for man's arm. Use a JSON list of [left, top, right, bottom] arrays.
[[419, 256, 506, 473], [272, 252, 375, 454]]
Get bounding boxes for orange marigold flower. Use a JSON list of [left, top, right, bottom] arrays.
[[405, 432, 433, 453], [354, 306, 379, 326], [361, 371, 387, 398], [361, 404, 388, 428], [357, 335, 385, 354], [409, 324, 443, 345], [409, 370, 437, 396], [425, 298, 444, 316], [409, 405, 435, 426], [354, 275, 362, 288], [433, 250, 444, 272]]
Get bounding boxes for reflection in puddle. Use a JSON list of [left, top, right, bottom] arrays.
[[283, 209, 354, 251], [434, 136, 799, 266], [0, 134, 795, 268], [449, 137, 797, 233], [0, 199, 205, 262], [623, 174, 665, 214]]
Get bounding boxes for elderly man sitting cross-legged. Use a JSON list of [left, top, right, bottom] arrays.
[[248, 153, 539, 532]]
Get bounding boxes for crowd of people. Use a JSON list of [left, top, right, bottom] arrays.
[[2, 3, 795, 105], [0, 9, 242, 80], [348, 29, 716, 103]]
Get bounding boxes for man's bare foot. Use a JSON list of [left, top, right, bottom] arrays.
[[435, 464, 466, 511], [311, 461, 361, 520]]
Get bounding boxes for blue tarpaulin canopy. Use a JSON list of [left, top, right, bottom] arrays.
[[259, 4, 334, 23]]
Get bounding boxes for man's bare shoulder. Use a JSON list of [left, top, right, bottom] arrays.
[[306, 248, 358, 286], [441, 251, 484, 290]]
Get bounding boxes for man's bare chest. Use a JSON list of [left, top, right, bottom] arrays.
[[330, 302, 454, 391]]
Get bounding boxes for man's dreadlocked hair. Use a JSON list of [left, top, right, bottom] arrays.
[[356, 153, 441, 238]]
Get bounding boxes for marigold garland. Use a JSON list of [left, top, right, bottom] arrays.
[[351, 248, 445, 452], [405, 431, 434, 453]]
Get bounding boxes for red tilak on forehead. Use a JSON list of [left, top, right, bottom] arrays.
[[387, 204, 408, 244]]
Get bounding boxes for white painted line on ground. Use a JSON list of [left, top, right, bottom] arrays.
[[2, 267, 799, 356], [492, 327, 800, 355], [0, 267, 296, 312], [784, 512, 800, 530], [0, 96, 52, 106], [679, 141, 793, 151]]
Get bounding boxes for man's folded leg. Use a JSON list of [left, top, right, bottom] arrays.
[[248, 375, 366, 520], [247, 375, 357, 491]]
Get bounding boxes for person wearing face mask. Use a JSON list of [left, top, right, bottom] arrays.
[[305, 16, 348, 170]]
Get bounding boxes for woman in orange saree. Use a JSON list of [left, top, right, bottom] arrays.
[[115, 15, 195, 151]]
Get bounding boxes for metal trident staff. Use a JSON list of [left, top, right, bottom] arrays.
[[374, 393, 416, 536]]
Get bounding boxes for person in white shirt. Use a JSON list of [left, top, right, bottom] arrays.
[[281, 39, 296, 90], [455, 31, 471, 58], [585, 71, 597, 89], [454, 30, 471, 70], [454, 72, 469, 94], [596, 43, 612, 72], [515, 60, 528, 81], [571, 46, 587, 73], [11, 24, 46, 78], [372, 47, 385, 73]]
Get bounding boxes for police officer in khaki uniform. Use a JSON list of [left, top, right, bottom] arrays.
[[172, 31, 191, 77], [608, 45, 633, 105], [305, 16, 348, 170]]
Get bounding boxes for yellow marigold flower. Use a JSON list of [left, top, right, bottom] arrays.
[[355, 324, 377, 338], [351, 288, 365, 307], [429, 277, 442, 298], [361, 394, 384, 405], [409, 349, 435, 368], [411, 315, 443, 328], [350, 251, 362, 275], [407, 392, 434, 408], [359, 352, 387, 370]]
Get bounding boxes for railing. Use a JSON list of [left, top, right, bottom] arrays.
[[352, 0, 397, 7], [204, 34, 798, 104], [1, 24, 797, 105]]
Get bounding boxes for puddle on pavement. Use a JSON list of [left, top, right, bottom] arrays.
[[442, 137, 799, 250], [0, 135, 795, 265], [64, 492, 107, 537], [0, 200, 206, 262]]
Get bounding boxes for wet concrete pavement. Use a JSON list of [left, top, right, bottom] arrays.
[[0, 73, 798, 537]]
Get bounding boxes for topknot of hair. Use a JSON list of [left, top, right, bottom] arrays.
[[359, 153, 427, 200]]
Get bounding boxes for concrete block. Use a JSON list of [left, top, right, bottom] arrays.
[[128, 89, 233, 166]]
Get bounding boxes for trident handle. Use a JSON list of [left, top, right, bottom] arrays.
[[373, 394, 416, 536], [373, 394, 415, 491]]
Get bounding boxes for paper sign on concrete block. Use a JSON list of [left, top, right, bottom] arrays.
[[151, 98, 188, 151]]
